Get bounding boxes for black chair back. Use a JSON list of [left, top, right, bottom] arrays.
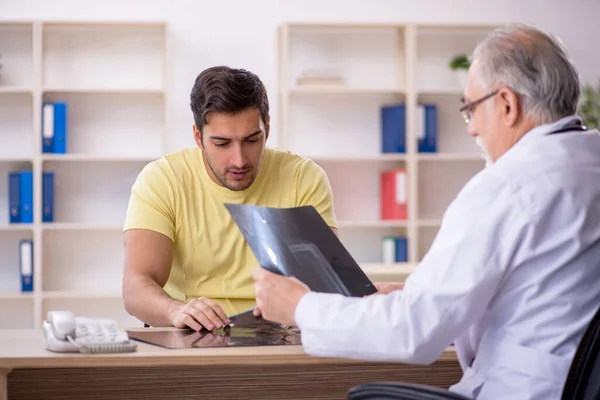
[[562, 305, 600, 400]]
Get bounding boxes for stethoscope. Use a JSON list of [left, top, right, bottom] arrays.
[[548, 122, 588, 135]]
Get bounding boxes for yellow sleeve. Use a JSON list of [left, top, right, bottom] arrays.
[[296, 159, 338, 230], [123, 159, 176, 242]]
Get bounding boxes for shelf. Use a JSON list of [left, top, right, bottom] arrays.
[[306, 154, 406, 162], [0, 230, 34, 295], [42, 23, 166, 90], [289, 86, 404, 95], [286, 92, 405, 156], [42, 230, 125, 292], [279, 22, 499, 282], [418, 219, 442, 228], [42, 291, 122, 299], [42, 87, 164, 94], [418, 161, 483, 220], [42, 154, 160, 162], [308, 153, 481, 163], [417, 153, 483, 162], [42, 161, 148, 225], [0, 19, 168, 330], [415, 26, 490, 93], [0, 23, 33, 88], [0, 224, 34, 232], [416, 24, 501, 34], [416, 92, 483, 154], [0, 162, 35, 226], [0, 93, 33, 159], [0, 86, 33, 94], [338, 220, 408, 228], [286, 24, 404, 98], [0, 292, 34, 300], [42, 21, 166, 28], [323, 162, 408, 222], [42, 91, 164, 157], [42, 223, 123, 231], [0, 156, 33, 163], [285, 22, 403, 30], [417, 88, 465, 96]]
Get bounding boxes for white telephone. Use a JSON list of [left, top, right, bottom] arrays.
[[43, 310, 137, 354]]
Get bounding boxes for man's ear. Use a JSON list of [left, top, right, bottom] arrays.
[[499, 88, 520, 127], [193, 124, 204, 149]]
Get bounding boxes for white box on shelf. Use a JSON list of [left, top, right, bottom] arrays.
[[287, 24, 404, 91]]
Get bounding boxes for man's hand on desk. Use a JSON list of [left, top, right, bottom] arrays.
[[252, 268, 309, 328], [168, 297, 231, 331], [373, 282, 405, 295]]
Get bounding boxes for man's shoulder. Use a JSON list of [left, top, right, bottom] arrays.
[[161, 147, 199, 168], [264, 147, 322, 176], [265, 146, 306, 164], [136, 148, 198, 187]]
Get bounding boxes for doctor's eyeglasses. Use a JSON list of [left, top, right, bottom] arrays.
[[459, 90, 499, 123]]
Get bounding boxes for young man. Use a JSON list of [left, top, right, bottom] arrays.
[[122, 66, 337, 331]]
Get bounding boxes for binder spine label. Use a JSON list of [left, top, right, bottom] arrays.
[[19, 239, 33, 292], [396, 171, 406, 204], [42, 103, 55, 153]]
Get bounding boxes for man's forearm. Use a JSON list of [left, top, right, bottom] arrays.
[[123, 275, 183, 327]]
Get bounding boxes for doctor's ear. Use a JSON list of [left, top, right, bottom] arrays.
[[499, 88, 520, 127]]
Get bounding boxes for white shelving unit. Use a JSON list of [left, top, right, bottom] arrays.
[[278, 22, 498, 280], [0, 20, 168, 329]]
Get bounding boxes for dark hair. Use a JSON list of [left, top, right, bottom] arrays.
[[190, 66, 270, 139]]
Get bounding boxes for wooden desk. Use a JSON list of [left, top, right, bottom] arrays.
[[0, 328, 462, 400]]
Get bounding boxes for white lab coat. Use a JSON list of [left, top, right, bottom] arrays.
[[295, 116, 600, 399]]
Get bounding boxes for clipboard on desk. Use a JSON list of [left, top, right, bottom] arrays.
[[225, 203, 377, 297]]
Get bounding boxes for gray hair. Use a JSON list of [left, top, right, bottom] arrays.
[[471, 23, 580, 125]]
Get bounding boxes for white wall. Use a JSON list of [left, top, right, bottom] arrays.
[[1, 0, 598, 151]]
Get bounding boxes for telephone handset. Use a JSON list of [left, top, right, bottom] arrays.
[[43, 310, 137, 354]]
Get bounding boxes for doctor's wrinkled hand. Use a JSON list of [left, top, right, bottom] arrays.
[[252, 268, 310, 327]]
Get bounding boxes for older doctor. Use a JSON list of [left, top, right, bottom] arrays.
[[251, 24, 600, 400]]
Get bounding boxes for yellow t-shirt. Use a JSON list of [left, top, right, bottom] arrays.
[[123, 146, 337, 316]]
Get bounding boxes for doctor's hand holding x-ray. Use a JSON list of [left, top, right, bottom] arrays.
[[253, 23, 600, 400]]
